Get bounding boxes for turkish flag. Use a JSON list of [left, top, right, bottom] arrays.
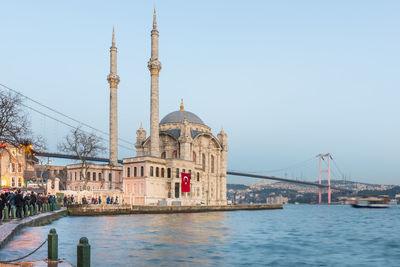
[[181, 173, 191, 192]]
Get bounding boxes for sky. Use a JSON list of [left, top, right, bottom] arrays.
[[1, 1, 399, 185]]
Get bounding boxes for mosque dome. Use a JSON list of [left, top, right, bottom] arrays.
[[160, 110, 205, 125]]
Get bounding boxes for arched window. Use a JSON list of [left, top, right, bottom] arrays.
[[202, 154, 206, 171], [156, 167, 159, 177], [127, 167, 131, 177], [211, 155, 215, 173], [93, 172, 96, 181], [150, 167, 154, 177], [18, 164, 22, 173], [193, 152, 197, 163], [161, 168, 165, 177], [172, 150, 177, 158], [141, 166, 144, 177], [167, 168, 171, 178], [161, 152, 166, 158], [134, 167, 137, 177]]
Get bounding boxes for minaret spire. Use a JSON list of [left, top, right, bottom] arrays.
[[107, 27, 120, 166], [153, 8, 157, 29], [148, 10, 162, 157]]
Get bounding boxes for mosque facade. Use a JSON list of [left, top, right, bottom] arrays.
[[67, 10, 228, 206]]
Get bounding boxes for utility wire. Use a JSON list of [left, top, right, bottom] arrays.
[[0, 82, 135, 146]]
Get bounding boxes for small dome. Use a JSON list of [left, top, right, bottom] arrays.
[[160, 110, 205, 125]]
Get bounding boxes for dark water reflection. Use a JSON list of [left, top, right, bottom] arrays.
[[0, 205, 399, 266]]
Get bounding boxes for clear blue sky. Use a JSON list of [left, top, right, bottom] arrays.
[[1, 1, 399, 185]]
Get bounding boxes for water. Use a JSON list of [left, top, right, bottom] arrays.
[[1, 205, 399, 266]]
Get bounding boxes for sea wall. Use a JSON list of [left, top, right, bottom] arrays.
[[68, 204, 283, 216], [0, 208, 67, 248]]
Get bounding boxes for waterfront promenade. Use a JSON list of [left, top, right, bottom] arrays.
[[0, 209, 67, 248]]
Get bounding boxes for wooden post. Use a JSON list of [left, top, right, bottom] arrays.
[[77, 237, 91, 267], [48, 228, 58, 261]]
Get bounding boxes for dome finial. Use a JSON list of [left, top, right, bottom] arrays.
[[180, 99, 184, 111]]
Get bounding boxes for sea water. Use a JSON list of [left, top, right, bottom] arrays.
[[0, 205, 399, 266]]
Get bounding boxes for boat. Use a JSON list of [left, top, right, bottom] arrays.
[[351, 195, 389, 208]]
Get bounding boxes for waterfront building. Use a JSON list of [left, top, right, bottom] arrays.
[[0, 143, 36, 188], [122, 10, 228, 205], [65, 11, 228, 206]]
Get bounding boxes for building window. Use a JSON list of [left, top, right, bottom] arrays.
[[11, 163, 16, 173], [197, 172, 200, 182], [18, 164, 22, 173], [211, 155, 215, 173], [11, 177, 15, 187], [93, 172, 96, 181], [193, 152, 196, 163], [202, 154, 206, 171], [176, 168, 179, 178], [161, 152, 166, 158], [109, 173, 112, 182], [141, 166, 144, 177], [167, 168, 171, 178], [87, 172, 91, 180], [134, 167, 137, 177], [172, 150, 177, 158], [161, 168, 165, 178], [189, 169, 192, 175], [127, 167, 131, 177], [69, 173, 72, 180], [99, 173, 102, 180], [150, 167, 154, 177], [75, 172, 77, 180], [156, 167, 159, 177]]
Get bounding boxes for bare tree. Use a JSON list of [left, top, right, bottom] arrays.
[[0, 90, 30, 146], [58, 127, 105, 189]]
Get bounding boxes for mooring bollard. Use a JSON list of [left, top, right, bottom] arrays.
[[11, 206, 16, 219], [29, 205, 34, 216], [48, 228, 58, 261], [77, 237, 91, 267], [3, 206, 9, 221], [24, 205, 29, 217]]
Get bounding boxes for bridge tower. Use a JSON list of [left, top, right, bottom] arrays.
[[318, 153, 331, 204]]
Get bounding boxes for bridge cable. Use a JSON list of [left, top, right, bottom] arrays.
[[0, 82, 135, 147], [20, 103, 133, 152]]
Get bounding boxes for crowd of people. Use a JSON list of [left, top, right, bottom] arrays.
[[1, 190, 123, 222], [0, 189, 57, 221], [62, 195, 121, 205]]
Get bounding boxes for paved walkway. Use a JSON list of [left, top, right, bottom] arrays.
[[0, 208, 67, 248]]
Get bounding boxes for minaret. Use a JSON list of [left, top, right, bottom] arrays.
[[148, 9, 162, 157], [107, 27, 120, 166]]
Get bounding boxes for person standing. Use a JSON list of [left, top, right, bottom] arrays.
[[15, 190, 24, 218]]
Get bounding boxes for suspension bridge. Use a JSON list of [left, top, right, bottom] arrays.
[[1, 82, 350, 204]]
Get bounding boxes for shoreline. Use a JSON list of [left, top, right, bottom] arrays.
[[67, 203, 283, 216], [0, 208, 67, 248]]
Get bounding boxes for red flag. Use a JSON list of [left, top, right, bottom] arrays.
[[181, 172, 191, 192]]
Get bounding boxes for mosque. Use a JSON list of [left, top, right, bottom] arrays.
[[67, 10, 228, 206]]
